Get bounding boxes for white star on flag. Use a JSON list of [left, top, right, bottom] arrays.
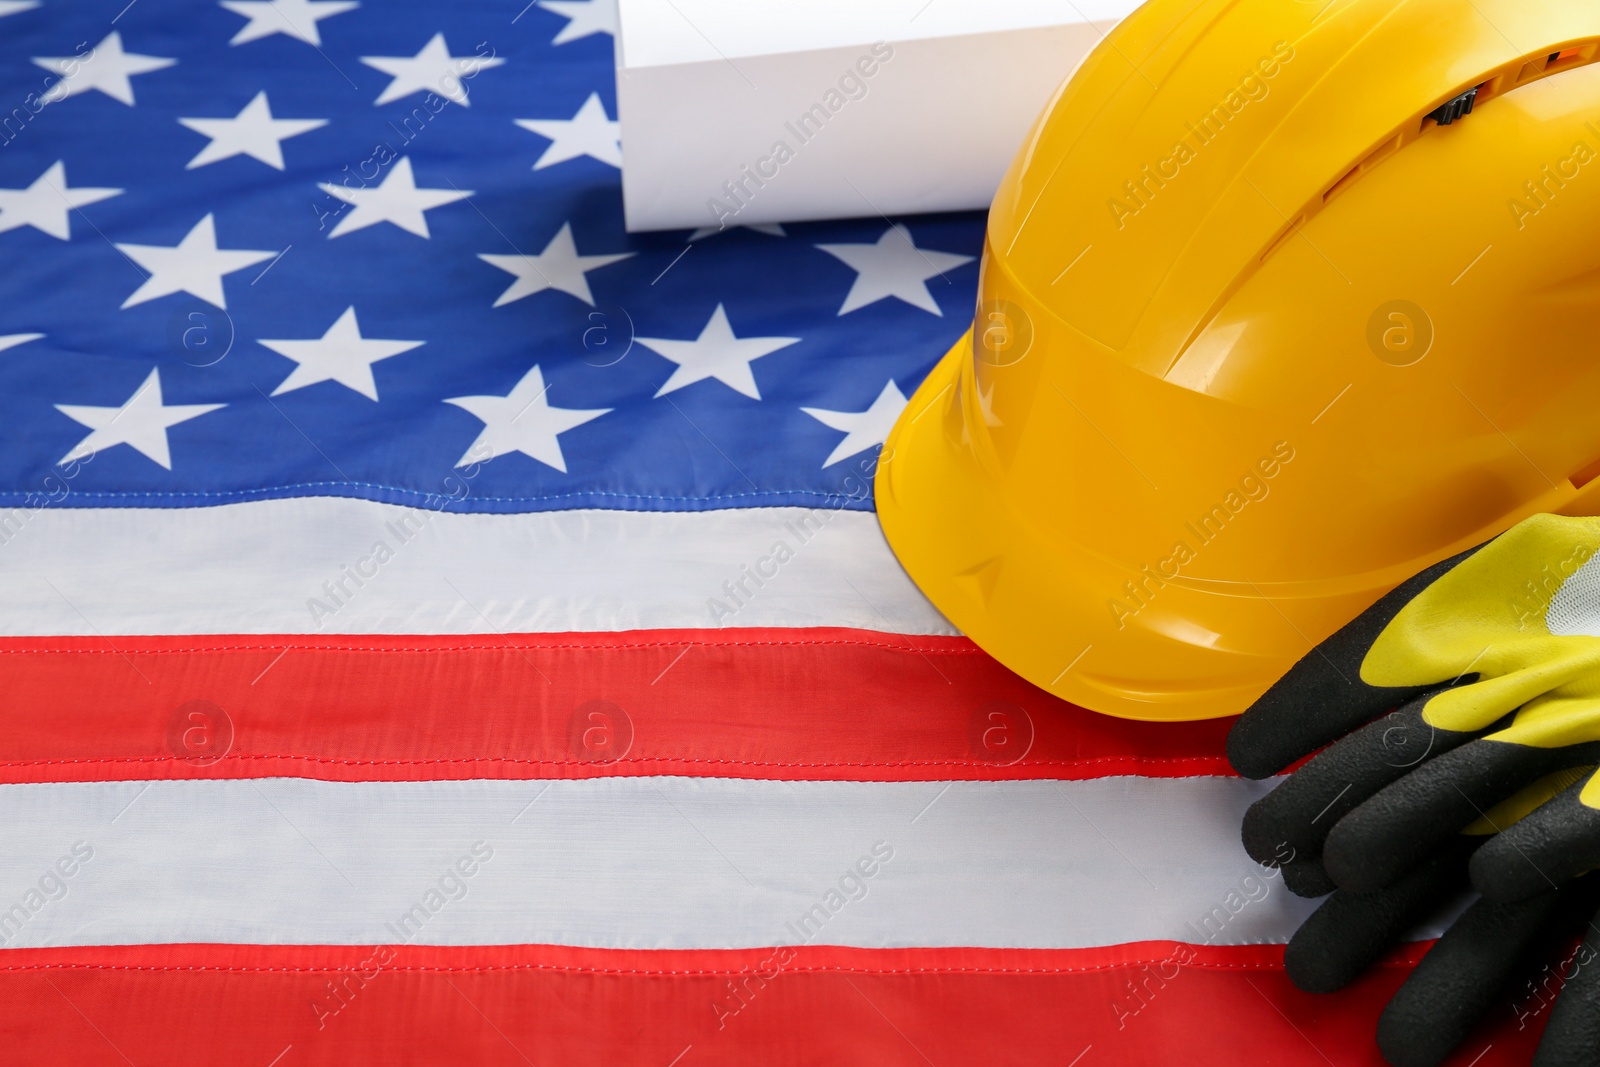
[[816, 224, 975, 316], [516, 93, 621, 170], [479, 222, 633, 307], [260, 307, 423, 400], [56, 368, 224, 469], [539, 0, 616, 45], [180, 92, 327, 170], [0, 334, 43, 353], [362, 33, 505, 108], [318, 157, 471, 239], [0, 161, 121, 240], [34, 32, 176, 107], [0, 2, 40, 17], [115, 214, 277, 310], [221, 0, 360, 46], [445, 365, 609, 473], [802, 380, 909, 467], [637, 304, 799, 400]]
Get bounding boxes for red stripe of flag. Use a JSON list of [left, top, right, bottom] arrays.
[[0, 628, 1232, 783], [0, 941, 1539, 1066]]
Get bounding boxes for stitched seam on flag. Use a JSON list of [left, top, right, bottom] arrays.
[[0, 486, 876, 505], [0, 961, 1342, 975], [0, 639, 979, 655], [0, 639, 983, 655], [0, 756, 1228, 771]]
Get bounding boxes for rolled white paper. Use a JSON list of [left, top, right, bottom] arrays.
[[616, 0, 1141, 233]]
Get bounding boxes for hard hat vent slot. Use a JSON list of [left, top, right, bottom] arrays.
[[1260, 218, 1302, 261], [1514, 44, 1597, 87], [1550, 46, 1590, 70], [1259, 38, 1600, 269], [1324, 136, 1402, 205], [1571, 455, 1600, 491]]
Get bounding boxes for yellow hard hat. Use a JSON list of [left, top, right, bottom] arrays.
[[877, 0, 1600, 722]]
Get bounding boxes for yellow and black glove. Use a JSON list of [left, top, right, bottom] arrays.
[[1228, 513, 1600, 1067]]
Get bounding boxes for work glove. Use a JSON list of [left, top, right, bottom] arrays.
[[1227, 513, 1600, 1067]]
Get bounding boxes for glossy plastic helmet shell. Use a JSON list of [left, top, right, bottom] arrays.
[[878, 0, 1600, 720]]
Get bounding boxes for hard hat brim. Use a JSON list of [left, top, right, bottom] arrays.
[[879, 330, 1324, 722]]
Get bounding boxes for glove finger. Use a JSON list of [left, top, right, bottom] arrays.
[[1324, 737, 1571, 893], [1533, 901, 1600, 1067], [1240, 689, 1475, 867], [1280, 853, 1337, 899], [1284, 837, 1475, 994], [1472, 768, 1600, 902], [1227, 548, 1475, 780], [1377, 888, 1565, 1067]]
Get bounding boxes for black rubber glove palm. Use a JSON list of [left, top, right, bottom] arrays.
[[1228, 514, 1600, 1067]]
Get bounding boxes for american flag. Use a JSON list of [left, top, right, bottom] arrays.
[[0, 1, 1544, 1063]]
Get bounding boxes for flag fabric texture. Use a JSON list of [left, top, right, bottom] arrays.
[[0, 2, 1552, 1063]]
